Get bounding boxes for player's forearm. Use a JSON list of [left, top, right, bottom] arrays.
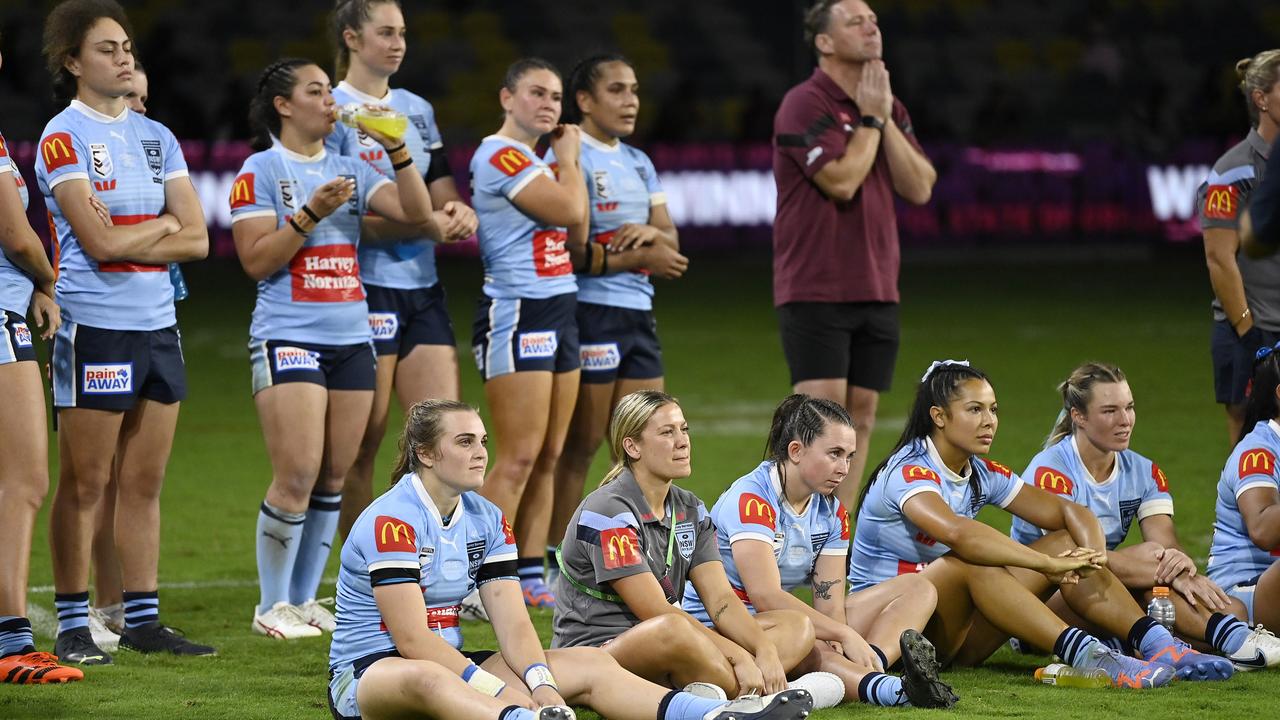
[[555, 163, 588, 227], [947, 519, 1055, 573], [1, 231, 56, 286], [493, 623, 549, 683], [124, 221, 208, 264], [752, 584, 848, 643], [237, 227, 306, 281], [882, 124, 934, 204], [1205, 251, 1250, 322], [77, 219, 171, 263], [1061, 502, 1107, 553]]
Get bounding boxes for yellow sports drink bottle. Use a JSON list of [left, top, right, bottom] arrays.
[[335, 103, 408, 141]]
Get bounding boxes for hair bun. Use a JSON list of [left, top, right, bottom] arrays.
[[1237, 57, 1253, 79]]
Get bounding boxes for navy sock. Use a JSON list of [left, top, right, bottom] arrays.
[[1129, 616, 1175, 659], [1206, 612, 1252, 655], [870, 643, 888, 670], [1055, 627, 1097, 667], [123, 590, 160, 629], [54, 591, 90, 635], [0, 617, 35, 657], [517, 557, 544, 583], [658, 689, 726, 720], [857, 672, 908, 707]]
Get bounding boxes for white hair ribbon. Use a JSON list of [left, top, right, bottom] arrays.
[[920, 359, 971, 383]]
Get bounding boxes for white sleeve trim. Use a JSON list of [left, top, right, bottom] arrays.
[[649, 191, 667, 207], [47, 172, 90, 190], [819, 545, 849, 557], [728, 531, 775, 546], [996, 478, 1023, 508], [1137, 499, 1174, 520], [0, 165, 12, 176], [230, 209, 278, 224], [1236, 480, 1280, 499], [503, 168, 548, 200], [367, 559, 419, 572], [428, 141, 444, 150], [163, 169, 189, 181], [365, 177, 393, 206], [482, 549, 518, 564], [898, 484, 943, 508]]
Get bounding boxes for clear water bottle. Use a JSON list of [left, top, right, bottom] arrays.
[[1033, 663, 1111, 688], [334, 103, 408, 141], [168, 263, 188, 301], [1147, 586, 1176, 629]]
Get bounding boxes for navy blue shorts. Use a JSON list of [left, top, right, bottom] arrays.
[[576, 302, 663, 384], [471, 293, 579, 379], [1212, 321, 1279, 405], [249, 338, 377, 394], [52, 321, 186, 410], [365, 283, 455, 358], [0, 310, 36, 365]]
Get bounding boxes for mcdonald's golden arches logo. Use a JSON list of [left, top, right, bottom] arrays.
[[374, 515, 416, 553], [1238, 448, 1276, 478], [738, 493, 777, 530], [229, 173, 256, 209], [40, 132, 78, 172], [837, 504, 850, 540], [600, 527, 642, 570], [983, 458, 1012, 477], [1034, 466, 1074, 496], [488, 147, 532, 177], [902, 464, 941, 485], [1152, 463, 1169, 493], [1203, 184, 1237, 220]]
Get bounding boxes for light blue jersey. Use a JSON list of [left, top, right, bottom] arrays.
[[0, 130, 33, 315], [327, 81, 443, 290], [682, 460, 848, 623], [1208, 420, 1280, 589], [35, 101, 188, 330], [470, 135, 574, 300], [229, 144, 390, 345], [570, 134, 664, 311], [1011, 437, 1174, 549], [329, 472, 518, 674], [850, 438, 1023, 590]]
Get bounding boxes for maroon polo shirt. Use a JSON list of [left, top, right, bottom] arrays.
[[771, 67, 924, 306]]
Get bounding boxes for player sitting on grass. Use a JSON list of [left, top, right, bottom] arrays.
[[326, 398, 813, 720], [1012, 362, 1280, 670], [851, 360, 1234, 687], [684, 394, 957, 708]]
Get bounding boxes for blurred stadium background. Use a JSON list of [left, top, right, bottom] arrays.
[[3, 0, 1280, 717]]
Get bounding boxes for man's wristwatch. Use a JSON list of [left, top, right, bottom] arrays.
[[860, 115, 886, 131]]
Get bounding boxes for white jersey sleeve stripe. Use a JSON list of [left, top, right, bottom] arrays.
[[163, 169, 189, 181], [1137, 499, 1174, 520], [47, 172, 90, 190], [367, 560, 419, 572], [364, 177, 393, 207], [230, 209, 278, 224], [996, 477, 1023, 508], [899, 484, 943, 507], [1236, 480, 1279, 499], [728, 531, 775, 546], [649, 191, 667, 207], [503, 168, 545, 201]]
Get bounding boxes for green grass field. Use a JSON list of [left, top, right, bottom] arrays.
[[2, 248, 1273, 719]]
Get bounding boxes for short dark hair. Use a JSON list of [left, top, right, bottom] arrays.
[[803, 0, 841, 60], [43, 0, 135, 101]]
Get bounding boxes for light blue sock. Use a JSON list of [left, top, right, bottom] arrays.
[[0, 617, 35, 657], [122, 590, 159, 628], [1207, 612, 1252, 655], [289, 492, 341, 605], [54, 592, 90, 635], [858, 672, 908, 707], [1130, 617, 1176, 659], [660, 690, 729, 720], [256, 501, 305, 614]]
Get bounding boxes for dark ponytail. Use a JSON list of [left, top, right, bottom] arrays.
[[248, 58, 315, 152], [764, 394, 853, 501], [563, 53, 632, 125], [1241, 346, 1280, 444], [859, 361, 992, 510]]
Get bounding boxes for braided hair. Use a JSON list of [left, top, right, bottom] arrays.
[[248, 58, 316, 151]]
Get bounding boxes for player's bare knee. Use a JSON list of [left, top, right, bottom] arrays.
[[901, 573, 938, 612]]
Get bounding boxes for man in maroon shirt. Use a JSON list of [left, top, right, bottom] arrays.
[[772, 0, 936, 509]]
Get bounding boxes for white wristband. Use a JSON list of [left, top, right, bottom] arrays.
[[523, 662, 557, 692], [462, 663, 506, 697]]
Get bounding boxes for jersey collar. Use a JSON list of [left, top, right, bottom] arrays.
[[581, 132, 621, 153], [69, 99, 128, 124], [408, 472, 461, 529], [1069, 436, 1119, 486], [614, 468, 671, 525], [1248, 128, 1272, 161], [924, 436, 971, 484], [336, 80, 392, 106], [769, 462, 813, 517], [1268, 419, 1280, 441], [271, 139, 327, 164], [811, 67, 852, 103]]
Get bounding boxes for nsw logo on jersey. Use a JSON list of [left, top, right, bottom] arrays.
[[532, 229, 572, 277], [600, 527, 643, 570], [82, 363, 132, 394], [580, 343, 620, 372], [1034, 467, 1074, 495], [675, 521, 695, 560], [230, 173, 256, 209], [369, 312, 399, 341], [374, 515, 416, 553], [739, 493, 777, 530], [41, 132, 78, 172], [12, 322, 32, 348], [1204, 184, 1238, 220], [291, 245, 365, 303], [489, 147, 532, 177], [902, 465, 941, 484], [89, 143, 113, 178], [1152, 463, 1170, 492], [140, 139, 163, 179], [273, 346, 320, 373], [517, 331, 557, 359], [1239, 448, 1276, 478]]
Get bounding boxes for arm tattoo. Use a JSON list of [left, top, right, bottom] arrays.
[[812, 579, 839, 601], [711, 601, 730, 623]]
